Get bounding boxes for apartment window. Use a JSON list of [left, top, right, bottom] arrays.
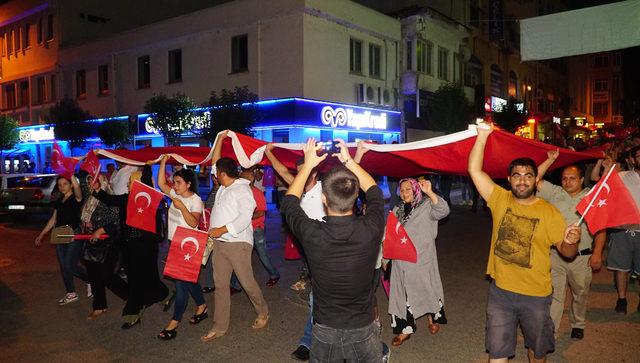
[[49, 74, 57, 101], [454, 53, 463, 83], [168, 49, 182, 83], [231, 34, 248, 73], [36, 76, 46, 104], [593, 102, 608, 116], [1, 35, 4, 57], [37, 17, 43, 44], [592, 54, 607, 68], [24, 23, 31, 48], [4, 84, 16, 109], [593, 78, 608, 92], [613, 53, 622, 66], [438, 47, 449, 80], [612, 75, 620, 91], [369, 44, 381, 78], [19, 81, 29, 107], [6, 30, 12, 54], [137, 56, 150, 88], [76, 70, 86, 98], [98, 64, 109, 94], [349, 38, 362, 74], [416, 40, 432, 75], [47, 14, 54, 41], [406, 40, 412, 70], [14, 28, 20, 52]]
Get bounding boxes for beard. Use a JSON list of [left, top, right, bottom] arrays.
[[511, 183, 536, 199]]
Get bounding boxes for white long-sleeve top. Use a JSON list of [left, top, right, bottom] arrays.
[[210, 178, 256, 245]]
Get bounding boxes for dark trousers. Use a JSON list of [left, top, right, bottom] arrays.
[[56, 240, 88, 293], [121, 239, 168, 316], [85, 248, 128, 310], [311, 320, 382, 363], [173, 280, 205, 321]]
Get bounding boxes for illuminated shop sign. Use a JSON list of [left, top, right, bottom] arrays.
[[139, 110, 211, 136], [320, 106, 388, 130], [491, 96, 524, 113], [18, 127, 55, 142]]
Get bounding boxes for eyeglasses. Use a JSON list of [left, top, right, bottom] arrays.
[[510, 173, 535, 181]]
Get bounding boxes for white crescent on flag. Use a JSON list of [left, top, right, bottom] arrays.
[[180, 237, 200, 254], [134, 192, 152, 208]]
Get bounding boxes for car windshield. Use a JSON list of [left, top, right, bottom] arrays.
[[7, 176, 55, 188]]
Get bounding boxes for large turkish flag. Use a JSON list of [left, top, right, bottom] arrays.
[[51, 142, 78, 180], [383, 212, 417, 263], [125, 180, 164, 233], [163, 226, 208, 283]]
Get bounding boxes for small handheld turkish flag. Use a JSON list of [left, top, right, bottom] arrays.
[[576, 167, 640, 234], [81, 150, 101, 185], [198, 208, 211, 231], [383, 211, 417, 263], [126, 180, 164, 233], [51, 142, 78, 180], [163, 226, 208, 283]]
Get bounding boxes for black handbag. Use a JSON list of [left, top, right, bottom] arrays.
[[82, 239, 112, 263]]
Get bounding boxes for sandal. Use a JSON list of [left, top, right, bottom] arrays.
[[201, 330, 225, 342], [189, 307, 208, 325], [252, 313, 269, 329], [428, 316, 440, 335], [391, 333, 411, 347], [157, 328, 177, 340], [87, 309, 107, 320]]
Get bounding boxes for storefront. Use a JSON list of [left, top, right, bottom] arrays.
[[7, 98, 401, 172]]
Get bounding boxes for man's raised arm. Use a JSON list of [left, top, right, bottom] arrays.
[[333, 139, 376, 192], [467, 123, 496, 201], [265, 144, 295, 186]]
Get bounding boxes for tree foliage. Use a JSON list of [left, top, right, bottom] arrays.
[[0, 115, 20, 157], [97, 119, 131, 148], [493, 98, 528, 133], [143, 93, 195, 145], [50, 98, 94, 149], [196, 86, 258, 144], [426, 82, 474, 133]]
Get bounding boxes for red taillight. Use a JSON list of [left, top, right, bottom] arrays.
[[32, 189, 45, 200]]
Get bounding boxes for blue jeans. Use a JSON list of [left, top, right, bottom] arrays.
[[310, 320, 382, 363], [299, 291, 314, 348], [56, 240, 88, 293], [253, 228, 279, 279], [173, 280, 205, 322]]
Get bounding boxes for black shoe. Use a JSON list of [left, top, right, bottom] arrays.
[[121, 318, 141, 330], [615, 298, 627, 314], [157, 328, 177, 340], [189, 307, 208, 325], [201, 287, 215, 294], [290, 345, 310, 361], [570, 328, 584, 340]]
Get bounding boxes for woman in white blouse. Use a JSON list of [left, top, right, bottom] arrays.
[[156, 156, 206, 340]]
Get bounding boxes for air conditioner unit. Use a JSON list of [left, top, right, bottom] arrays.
[[383, 89, 391, 105], [366, 85, 376, 104], [356, 83, 365, 103]]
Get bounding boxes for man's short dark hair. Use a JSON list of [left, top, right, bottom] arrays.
[[508, 157, 538, 177], [629, 145, 640, 159], [216, 157, 240, 178], [322, 166, 359, 213]]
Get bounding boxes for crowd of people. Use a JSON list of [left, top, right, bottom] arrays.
[[33, 126, 640, 362]]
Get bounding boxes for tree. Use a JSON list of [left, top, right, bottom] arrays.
[[97, 119, 131, 148], [143, 93, 195, 145], [426, 82, 474, 134], [50, 97, 94, 149], [0, 115, 20, 165], [196, 86, 257, 144], [493, 98, 528, 133]]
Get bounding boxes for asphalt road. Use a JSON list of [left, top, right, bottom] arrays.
[[1, 203, 639, 362]]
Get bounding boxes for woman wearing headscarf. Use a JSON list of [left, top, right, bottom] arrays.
[[156, 155, 205, 340], [387, 177, 450, 346], [79, 170, 128, 320], [35, 174, 88, 305], [91, 165, 169, 329]]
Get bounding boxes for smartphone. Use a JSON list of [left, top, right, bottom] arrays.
[[321, 141, 340, 154]]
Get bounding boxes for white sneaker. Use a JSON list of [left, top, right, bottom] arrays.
[[58, 292, 79, 305], [87, 284, 93, 298]]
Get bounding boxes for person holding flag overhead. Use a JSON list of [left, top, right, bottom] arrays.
[[156, 155, 205, 340], [384, 177, 450, 347]]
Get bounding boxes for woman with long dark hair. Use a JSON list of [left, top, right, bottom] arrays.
[[156, 156, 205, 340], [35, 174, 88, 305], [91, 165, 169, 329]]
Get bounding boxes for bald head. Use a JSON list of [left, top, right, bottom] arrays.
[[561, 165, 584, 196]]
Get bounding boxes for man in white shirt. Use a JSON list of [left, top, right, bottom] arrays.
[[109, 163, 139, 195], [201, 144, 269, 342]]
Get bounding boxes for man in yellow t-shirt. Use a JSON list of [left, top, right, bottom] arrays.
[[468, 122, 581, 363]]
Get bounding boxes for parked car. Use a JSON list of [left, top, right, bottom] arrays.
[[0, 174, 59, 218]]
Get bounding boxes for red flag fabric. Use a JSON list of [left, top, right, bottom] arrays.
[[284, 233, 302, 260], [81, 150, 101, 185], [163, 226, 208, 283], [383, 212, 417, 263], [576, 167, 640, 234], [198, 208, 211, 231], [51, 142, 78, 180], [96, 129, 602, 178], [126, 180, 164, 233]]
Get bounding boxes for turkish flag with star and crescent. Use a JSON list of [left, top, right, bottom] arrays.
[[51, 142, 79, 180], [576, 167, 640, 234], [163, 226, 208, 283], [80, 150, 101, 185], [383, 211, 417, 263], [125, 180, 165, 233]]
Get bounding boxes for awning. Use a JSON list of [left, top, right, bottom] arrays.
[[1, 148, 32, 157], [520, 0, 640, 61]]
